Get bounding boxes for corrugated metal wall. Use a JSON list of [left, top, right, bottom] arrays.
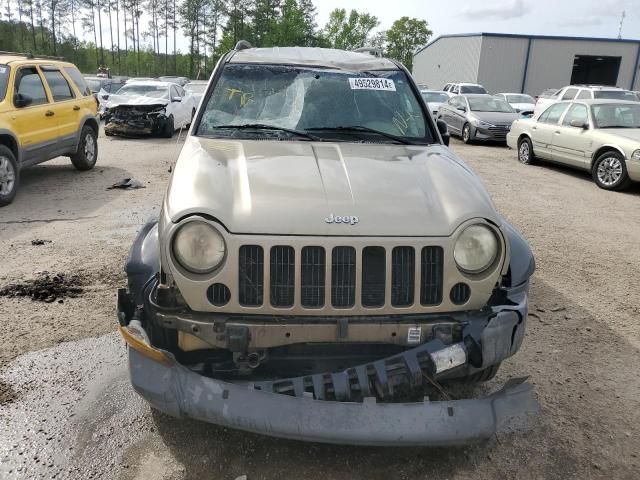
[[412, 36, 482, 90], [477, 36, 529, 94], [525, 39, 639, 95], [413, 34, 640, 94]]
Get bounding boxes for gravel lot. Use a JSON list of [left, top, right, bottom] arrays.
[[1, 131, 639, 479]]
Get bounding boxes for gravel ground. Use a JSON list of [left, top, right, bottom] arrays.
[[1, 132, 639, 480]]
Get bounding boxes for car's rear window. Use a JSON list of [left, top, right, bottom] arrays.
[[0, 65, 9, 101], [64, 67, 92, 95], [422, 92, 449, 103], [593, 90, 637, 101], [506, 94, 534, 104], [460, 85, 487, 94]]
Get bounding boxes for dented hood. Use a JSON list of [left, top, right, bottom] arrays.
[[165, 137, 500, 236], [105, 94, 169, 108]]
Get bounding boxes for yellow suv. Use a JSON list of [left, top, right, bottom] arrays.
[[0, 53, 99, 206]]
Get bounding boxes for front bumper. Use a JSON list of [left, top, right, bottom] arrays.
[[470, 125, 510, 142], [128, 345, 537, 446], [104, 112, 167, 136], [117, 282, 538, 446]]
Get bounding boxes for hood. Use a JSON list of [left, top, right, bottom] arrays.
[[470, 111, 519, 125], [599, 128, 640, 144], [105, 94, 169, 108], [165, 137, 500, 237]]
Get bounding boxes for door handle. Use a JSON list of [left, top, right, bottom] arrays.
[[73, 105, 80, 111], [532, 126, 537, 130], [45, 110, 55, 117], [555, 131, 561, 134]]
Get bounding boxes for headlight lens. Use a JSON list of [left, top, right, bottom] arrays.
[[472, 118, 494, 128], [454, 224, 499, 274], [172, 221, 226, 274], [631, 149, 640, 161]]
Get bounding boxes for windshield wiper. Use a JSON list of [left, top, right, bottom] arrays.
[[212, 123, 323, 141], [306, 126, 416, 145]]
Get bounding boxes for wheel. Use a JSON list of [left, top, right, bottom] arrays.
[[162, 115, 175, 138], [70, 126, 98, 171], [462, 123, 472, 144], [0, 145, 19, 207], [466, 363, 501, 383], [592, 151, 631, 191], [517, 137, 536, 165]]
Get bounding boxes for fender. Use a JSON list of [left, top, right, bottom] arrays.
[[125, 219, 160, 304], [502, 220, 535, 287]]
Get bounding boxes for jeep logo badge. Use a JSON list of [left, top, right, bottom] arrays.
[[325, 213, 359, 225]]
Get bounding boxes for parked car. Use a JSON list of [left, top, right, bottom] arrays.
[[437, 94, 519, 143], [158, 75, 189, 86], [495, 93, 535, 116], [420, 90, 449, 117], [0, 53, 99, 206], [103, 81, 197, 137], [90, 78, 127, 116], [533, 85, 638, 117], [442, 82, 488, 97], [116, 44, 536, 446], [184, 80, 207, 105], [508, 99, 640, 191]]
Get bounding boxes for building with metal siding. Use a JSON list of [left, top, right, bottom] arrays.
[[413, 33, 640, 95]]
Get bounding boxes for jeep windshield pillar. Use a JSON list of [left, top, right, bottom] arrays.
[[117, 46, 538, 445]]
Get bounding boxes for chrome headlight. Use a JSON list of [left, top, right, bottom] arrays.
[[172, 221, 226, 274], [631, 149, 640, 161], [454, 224, 499, 274], [471, 118, 494, 128]]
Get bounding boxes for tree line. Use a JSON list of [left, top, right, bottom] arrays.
[[0, 0, 432, 78]]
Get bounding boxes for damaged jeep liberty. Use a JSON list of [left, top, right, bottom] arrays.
[[117, 44, 538, 446]]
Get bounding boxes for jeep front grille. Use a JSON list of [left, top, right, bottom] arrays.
[[239, 245, 264, 306], [301, 246, 325, 308], [270, 246, 295, 307], [331, 246, 356, 308], [361, 247, 385, 307], [391, 246, 415, 307], [236, 244, 446, 311], [420, 246, 444, 306]]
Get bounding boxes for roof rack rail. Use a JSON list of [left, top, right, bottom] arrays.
[[353, 47, 383, 57], [234, 40, 252, 51], [0, 50, 65, 61]]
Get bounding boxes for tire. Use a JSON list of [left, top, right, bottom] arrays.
[[517, 137, 536, 165], [0, 145, 19, 207], [462, 123, 472, 144], [466, 363, 501, 383], [592, 151, 631, 191], [70, 126, 98, 171], [162, 115, 175, 138]]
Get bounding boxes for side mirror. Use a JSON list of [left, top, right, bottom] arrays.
[[14, 93, 33, 108], [437, 119, 450, 146], [570, 119, 588, 129], [171, 96, 182, 102], [456, 105, 467, 112]]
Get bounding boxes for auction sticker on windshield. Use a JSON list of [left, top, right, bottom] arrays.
[[349, 78, 396, 91]]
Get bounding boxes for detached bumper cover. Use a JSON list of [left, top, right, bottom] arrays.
[[129, 347, 537, 446]]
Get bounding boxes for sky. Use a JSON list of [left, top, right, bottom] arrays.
[[313, 0, 640, 41], [119, 0, 640, 53]]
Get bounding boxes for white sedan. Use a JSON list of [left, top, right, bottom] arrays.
[[507, 99, 640, 191], [495, 93, 535, 116]]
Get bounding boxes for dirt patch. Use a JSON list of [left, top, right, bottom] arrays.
[[0, 380, 18, 404], [0, 272, 84, 303]]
